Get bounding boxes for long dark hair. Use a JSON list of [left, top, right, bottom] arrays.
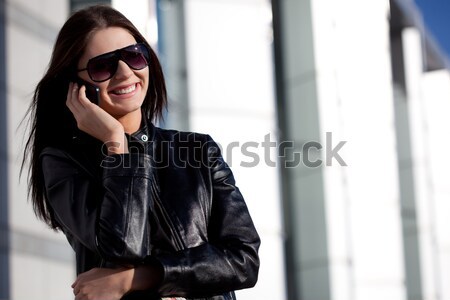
[[22, 5, 167, 229]]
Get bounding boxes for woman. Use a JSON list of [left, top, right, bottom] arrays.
[[22, 5, 260, 300]]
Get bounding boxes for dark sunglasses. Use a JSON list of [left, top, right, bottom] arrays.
[[77, 43, 150, 82]]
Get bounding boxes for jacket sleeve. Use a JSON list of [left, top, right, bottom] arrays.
[[154, 135, 261, 298], [40, 147, 154, 264]]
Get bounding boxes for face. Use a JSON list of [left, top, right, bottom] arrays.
[[77, 27, 149, 120]]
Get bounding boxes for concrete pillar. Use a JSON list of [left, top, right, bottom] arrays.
[[156, 0, 190, 131], [391, 27, 424, 300], [272, 0, 330, 298]]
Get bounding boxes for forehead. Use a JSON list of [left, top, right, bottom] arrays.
[[81, 27, 137, 61]]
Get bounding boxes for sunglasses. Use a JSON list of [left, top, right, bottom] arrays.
[[77, 43, 150, 82]]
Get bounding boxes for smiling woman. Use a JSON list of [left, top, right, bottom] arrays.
[[21, 4, 260, 300]]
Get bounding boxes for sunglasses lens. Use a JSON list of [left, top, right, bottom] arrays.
[[121, 45, 149, 70], [88, 55, 116, 82]]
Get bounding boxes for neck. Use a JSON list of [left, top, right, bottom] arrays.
[[115, 109, 142, 135]]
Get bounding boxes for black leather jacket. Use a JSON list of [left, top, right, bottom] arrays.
[[40, 121, 260, 300]]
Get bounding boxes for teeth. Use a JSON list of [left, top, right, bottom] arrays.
[[114, 84, 136, 95]]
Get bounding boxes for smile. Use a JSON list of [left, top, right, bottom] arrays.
[[112, 83, 137, 95]]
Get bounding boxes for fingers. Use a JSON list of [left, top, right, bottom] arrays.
[[66, 82, 82, 115], [71, 273, 80, 293], [66, 82, 91, 110], [65, 82, 74, 110], [66, 83, 96, 127], [72, 281, 79, 298], [71, 268, 127, 300], [77, 85, 91, 107], [71, 278, 77, 288]]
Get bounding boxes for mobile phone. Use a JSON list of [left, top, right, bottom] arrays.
[[75, 78, 100, 105]]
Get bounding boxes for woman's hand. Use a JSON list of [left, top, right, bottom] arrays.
[[72, 265, 163, 300], [66, 82, 128, 154], [72, 267, 133, 300]]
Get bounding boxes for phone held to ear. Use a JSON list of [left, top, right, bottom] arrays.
[[75, 78, 100, 105]]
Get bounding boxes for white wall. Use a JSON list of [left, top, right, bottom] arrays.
[[420, 69, 450, 300], [311, 0, 406, 299]]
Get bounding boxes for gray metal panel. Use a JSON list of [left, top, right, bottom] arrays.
[[271, 0, 330, 299], [156, 0, 190, 131]]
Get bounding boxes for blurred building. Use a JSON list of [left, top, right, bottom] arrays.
[[0, 0, 449, 300], [272, 0, 450, 299]]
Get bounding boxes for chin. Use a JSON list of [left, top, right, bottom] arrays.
[[102, 102, 141, 118]]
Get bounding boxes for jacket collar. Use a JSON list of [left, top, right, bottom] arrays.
[[126, 114, 155, 145], [72, 112, 155, 151]]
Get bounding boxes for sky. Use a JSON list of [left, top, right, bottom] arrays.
[[414, 0, 450, 60]]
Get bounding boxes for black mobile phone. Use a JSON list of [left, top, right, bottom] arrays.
[[76, 78, 100, 105]]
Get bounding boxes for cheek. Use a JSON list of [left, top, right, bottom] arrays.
[[99, 87, 110, 102], [96, 84, 113, 108], [139, 69, 150, 88], [142, 80, 149, 94], [138, 72, 150, 100]]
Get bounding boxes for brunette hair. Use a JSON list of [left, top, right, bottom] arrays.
[[22, 5, 167, 229]]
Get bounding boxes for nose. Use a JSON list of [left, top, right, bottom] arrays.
[[114, 60, 133, 80]]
